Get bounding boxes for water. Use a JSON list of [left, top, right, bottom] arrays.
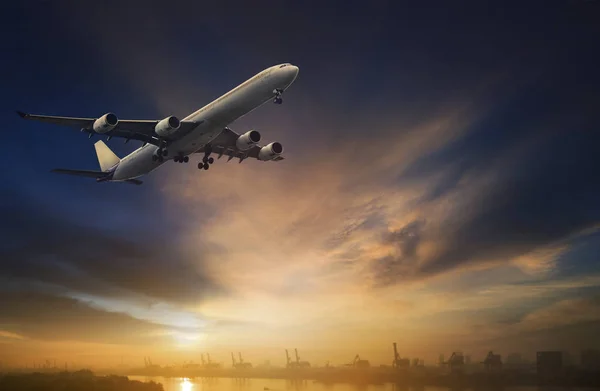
[[128, 377, 433, 391], [127, 377, 569, 391]]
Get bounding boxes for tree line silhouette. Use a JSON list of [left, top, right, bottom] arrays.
[[0, 370, 163, 391]]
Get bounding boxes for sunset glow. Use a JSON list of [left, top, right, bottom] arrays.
[[2, 1, 599, 371]]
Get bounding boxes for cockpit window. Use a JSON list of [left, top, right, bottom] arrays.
[[279, 64, 288, 68]]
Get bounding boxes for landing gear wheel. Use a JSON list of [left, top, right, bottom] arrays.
[[273, 89, 283, 104], [203, 163, 209, 170], [208, 157, 214, 164], [162, 149, 168, 156], [198, 162, 203, 170], [183, 156, 189, 163], [174, 156, 180, 163]]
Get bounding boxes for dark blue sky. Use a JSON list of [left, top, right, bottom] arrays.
[[1, 0, 599, 365]]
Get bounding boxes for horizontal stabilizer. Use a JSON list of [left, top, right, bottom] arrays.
[[51, 168, 106, 178]]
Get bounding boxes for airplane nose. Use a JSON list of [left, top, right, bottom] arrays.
[[288, 65, 299, 82]]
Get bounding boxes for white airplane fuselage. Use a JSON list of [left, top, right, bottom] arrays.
[[111, 64, 299, 181]]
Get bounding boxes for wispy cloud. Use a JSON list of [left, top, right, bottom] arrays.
[[0, 330, 27, 341], [153, 81, 600, 358]]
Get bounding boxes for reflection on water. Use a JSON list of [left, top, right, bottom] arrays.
[[128, 377, 574, 391], [129, 377, 430, 391], [180, 378, 193, 391]]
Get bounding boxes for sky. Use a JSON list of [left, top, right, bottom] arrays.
[[1, 0, 599, 369]]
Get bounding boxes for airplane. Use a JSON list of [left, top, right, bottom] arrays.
[[17, 63, 299, 185]]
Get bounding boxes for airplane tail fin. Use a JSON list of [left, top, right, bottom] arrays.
[[94, 140, 120, 172]]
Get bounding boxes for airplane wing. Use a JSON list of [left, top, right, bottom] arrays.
[[197, 127, 284, 162], [16, 111, 197, 146]]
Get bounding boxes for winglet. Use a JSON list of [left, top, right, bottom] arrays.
[[16, 110, 28, 119]]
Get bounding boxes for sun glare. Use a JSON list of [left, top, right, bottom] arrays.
[[180, 378, 193, 391]]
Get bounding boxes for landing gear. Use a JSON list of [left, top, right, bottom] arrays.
[[199, 156, 212, 171], [155, 148, 168, 160], [198, 146, 214, 171], [174, 155, 190, 163], [273, 88, 283, 104], [156, 139, 169, 158], [153, 141, 169, 162]]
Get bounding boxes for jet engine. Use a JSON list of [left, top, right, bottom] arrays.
[[154, 116, 181, 138], [258, 142, 283, 161], [236, 130, 261, 151], [93, 113, 118, 134]]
